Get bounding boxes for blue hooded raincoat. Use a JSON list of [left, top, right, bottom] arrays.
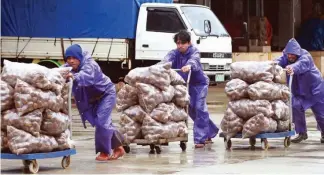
[[162, 45, 219, 144], [276, 38, 324, 134], [64, 44, 123, 154]]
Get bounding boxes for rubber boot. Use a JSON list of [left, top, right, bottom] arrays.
[[321, 132, 324, 143], [291, 133, 308, 143]]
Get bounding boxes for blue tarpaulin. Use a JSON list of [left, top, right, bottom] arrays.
[[1, 0, 172, 39]]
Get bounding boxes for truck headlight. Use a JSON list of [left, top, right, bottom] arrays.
[[202, 63, 209, 70]]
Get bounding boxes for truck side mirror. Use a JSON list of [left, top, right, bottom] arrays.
[[204, 20, 211, 34], [242, 22, 248, 38]]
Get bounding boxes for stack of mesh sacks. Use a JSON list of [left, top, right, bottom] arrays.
[[0, 60, 74, 155], [116, 62, 189, 144], [221, 61, 291, 139]]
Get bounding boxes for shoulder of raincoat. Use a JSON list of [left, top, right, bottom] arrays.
[[161, 46, 209, 85], [275, 38, 324, 99], [64, 44, 115, 127]]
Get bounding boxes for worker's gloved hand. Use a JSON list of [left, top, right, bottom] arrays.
[[66, 73, 74, 80], [181, 65, 191, 73], [286, 66, 294, 75]]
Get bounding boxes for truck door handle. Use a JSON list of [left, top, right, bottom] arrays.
[[142, 44, 149, 48]]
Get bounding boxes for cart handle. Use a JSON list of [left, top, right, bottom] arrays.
[[68, 78, 73, 139], [172, 69, 192, 90], [283, 69, 294, 131]]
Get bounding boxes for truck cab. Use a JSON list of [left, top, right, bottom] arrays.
[[135, 3, 232, 82]]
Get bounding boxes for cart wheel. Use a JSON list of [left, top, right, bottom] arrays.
[[284, 137, 291, 148], [180, 142, 187, 151], [261, 139, 269, 150], [249, 138, 256, 147], [155, 146, 162, 154], [61, 156, 71, 169], [123, 145, 130, 153], [28, 160, 39, 174], [22, 160, 30, 167], [149, 144, 155, 154], [224, 139, 232, 150]]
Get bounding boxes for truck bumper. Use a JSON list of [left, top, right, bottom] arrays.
[[203, 71, 231, 83]]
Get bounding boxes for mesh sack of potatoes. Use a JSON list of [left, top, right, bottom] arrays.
[[1, 60, 65, 95], [55, 129, 74, 151], [271, 100, 289, 121], [150, 103, 175, 123], [141, 116, 187, 142], [224, 79, 249, 101], [173, 85, 190, 108], [169, 103, 188, 122], [7, 126, 58, 155], [41, 109, 70, 136], [60, 83, 69, 114], [1, 130, 9, 151], [247, 81, 290, 101], [1, 80, 15, 111], [116, 84, 138, 112], [169, 69, 186, 85], [119, 114, 142, 143], [220, 107, 244, 140], [123, 105, 148, 123], [136, 83, 174, 113], [230, 61, 276, 84], [1, 109, 43, 137], [229, 99, 274, 120], [273, 65, 286, 84], [14, 79, 64, 116], [276, 120, 290, 132], [125, 63, 171, 90], [242, 113, 277, 138]]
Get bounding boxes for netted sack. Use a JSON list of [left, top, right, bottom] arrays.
[[225, 79, 249, 101], [61, 83, 69, 114], [277, 120, 289, 132], [272, 100, 289, 121], [1, 60, 64, 94], [150, 103, 174, 123], [123, 105, 148, 123], [119, 114, 141, 143], [136, 83, 174, 113], [51, 67, 72, 80], [1, 80, 14, 111], [229, 99, 274, 120], [274, 65, 286, 83], [1, 130, 9, 151], [116, 84, 138, 112], [169, 69, 185, 85], [41, 109, 70, 136], [1, 109, 43, 137], [142, 116, 187, 142], [242, 114, 277, 138], [169, 103, 188, 122], [230, 61, 276, 84], [14, 79, 64, 116], [55, 130, 74, 150], [7, 126, 58, 155], [125, 63, 171, 90], [173, 85, 190, 108], [247, 81, 290, 101], [220, 108, 244, 140]]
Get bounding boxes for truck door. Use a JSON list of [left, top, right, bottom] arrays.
[[136, 7, 187, 61]]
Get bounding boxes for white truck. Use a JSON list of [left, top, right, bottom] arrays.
[[1, 0, 242, 83]]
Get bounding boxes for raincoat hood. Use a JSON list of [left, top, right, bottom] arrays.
[[283, 38, 302, 56], [64, 44, 91, 71]]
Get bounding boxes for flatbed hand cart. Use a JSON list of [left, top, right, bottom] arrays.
[[220, 72, 296, 150], [1, 78, 76, 174], [123, 69, 191, 154]]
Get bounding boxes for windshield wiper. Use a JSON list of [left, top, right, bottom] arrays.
[[208, 34, 219, 37], [220, 33, 230, 37]]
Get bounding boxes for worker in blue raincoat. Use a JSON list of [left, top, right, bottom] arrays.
[[64, 44, 125, 160], [160, 30, 219, 148], [275, 38, 324, 143]]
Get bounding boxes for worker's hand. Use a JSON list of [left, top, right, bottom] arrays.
[[286, 66, 294, 75], [66, 73, 74, 80], [181, 65, 191, 73]]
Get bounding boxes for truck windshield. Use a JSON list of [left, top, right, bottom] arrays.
[[181, 6, 229, 37]]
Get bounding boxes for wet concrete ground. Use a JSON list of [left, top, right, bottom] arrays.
[[1, 107, 323, 174]]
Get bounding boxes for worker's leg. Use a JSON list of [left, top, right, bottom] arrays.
[[189, 85, 219, 147], [311, 100, 324, 143], [291, 96, 308, 143]]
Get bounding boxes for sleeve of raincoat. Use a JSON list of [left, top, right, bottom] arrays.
[[275, 54, 288, 68], [185, 49, 201, 71], [73, 63, 96, 86], [289, 55, 311, 75], [158, 50, 176, 65]]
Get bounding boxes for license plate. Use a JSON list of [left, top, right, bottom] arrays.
[[215, 74, 225, 82]]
